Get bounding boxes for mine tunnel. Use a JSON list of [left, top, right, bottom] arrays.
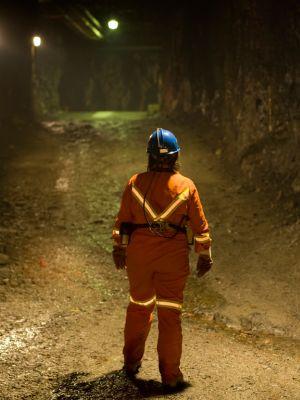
[[0, 1, 299, 399]]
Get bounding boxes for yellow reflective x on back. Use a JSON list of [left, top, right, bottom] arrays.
[[132, 185, 157, 219], [157, 187, 189, 220], [132, 184, 189, 222]]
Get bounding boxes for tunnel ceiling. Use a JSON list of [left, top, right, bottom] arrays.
[[39, 0, 173, 45]]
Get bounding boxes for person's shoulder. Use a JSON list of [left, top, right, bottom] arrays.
[[173, 172, 196, 188], [128, 172, 147, 184]]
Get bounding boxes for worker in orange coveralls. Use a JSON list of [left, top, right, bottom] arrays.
[[112, 128, 212, 390]]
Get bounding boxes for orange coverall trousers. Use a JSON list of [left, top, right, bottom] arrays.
[[124, 230, 189, 383]]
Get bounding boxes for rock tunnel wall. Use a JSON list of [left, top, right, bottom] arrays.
[[162, 0, 300, 202], [59, 47, 160, 112], [0, 2, 37, 126], [34, 24, 161, 115]]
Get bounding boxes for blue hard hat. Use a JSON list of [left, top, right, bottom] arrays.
[[147, 128, 180, 156]]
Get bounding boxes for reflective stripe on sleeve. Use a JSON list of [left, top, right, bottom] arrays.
[[130, 295, 156, 307], [194, 232, 211, 244], [112, 229, 120, 244], [156, 299, 182, 311]]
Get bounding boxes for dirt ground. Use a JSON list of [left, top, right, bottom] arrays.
[[0, 112, 299, 399]]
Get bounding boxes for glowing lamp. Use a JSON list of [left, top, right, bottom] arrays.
[[108, 19, 119, 30], [32, 36, 42, 47]]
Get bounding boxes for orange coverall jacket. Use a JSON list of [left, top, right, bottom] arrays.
[[113, 171, 210, 253], [113, 170, 211, 384]]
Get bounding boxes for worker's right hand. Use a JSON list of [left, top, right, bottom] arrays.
[[196, 254, 213, 277], [112, 245, 126, 270]]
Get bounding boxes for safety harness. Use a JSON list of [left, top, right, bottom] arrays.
[[120, 184, 190, 245]]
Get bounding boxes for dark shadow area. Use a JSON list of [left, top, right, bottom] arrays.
[[52, 370, 190, 399]]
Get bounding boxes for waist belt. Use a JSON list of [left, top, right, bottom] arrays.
[[120, 221, 187, 245], [130, 222, 186, 234]]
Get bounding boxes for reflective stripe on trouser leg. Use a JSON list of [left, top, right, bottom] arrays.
[[157, 307, 183, 384], [156, 299, 182, 311], [130, 295, 156, 307], [123, 301, 155, 368]]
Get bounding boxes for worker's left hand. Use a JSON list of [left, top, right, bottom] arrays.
[[112, 245, 126, 269], [196, 254, 213, 277]]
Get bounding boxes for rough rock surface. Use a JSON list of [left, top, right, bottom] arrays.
[[0, 254, 10, 265], [161, 0, 300, 207]]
